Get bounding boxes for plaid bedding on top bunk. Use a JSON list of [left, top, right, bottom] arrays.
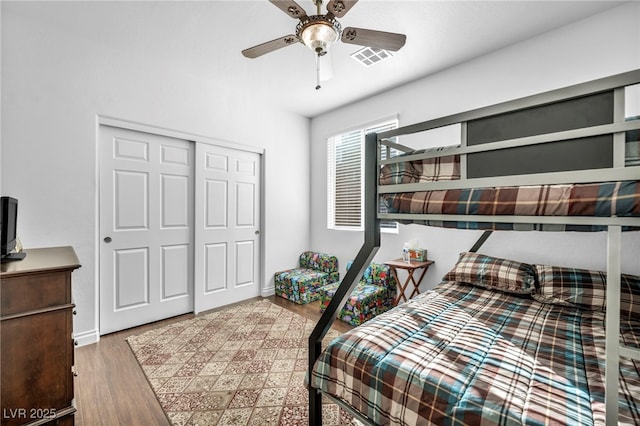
[[310, 282, 640, 425], [381, 180, 640, 228], [379, 146, 640, 231]]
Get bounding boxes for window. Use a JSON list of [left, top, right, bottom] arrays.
[[327, 118, 398, 231]]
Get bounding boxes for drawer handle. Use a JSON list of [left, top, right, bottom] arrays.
[[73, 310, 77, 315], [104, 236, 112, 243]]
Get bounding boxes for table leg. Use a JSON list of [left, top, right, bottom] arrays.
[[390, 267, 408, 306], [408, 267, 428, 299], [400, 275, 414, 305]]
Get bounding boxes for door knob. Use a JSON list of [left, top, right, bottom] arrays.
[[255, 230, 260, 235], [104, 236, 112, 243]]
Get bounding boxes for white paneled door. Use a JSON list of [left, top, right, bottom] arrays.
[[99, 126, 194, 334], [194, 143, 261, 313], [99, 125, 262, 334]]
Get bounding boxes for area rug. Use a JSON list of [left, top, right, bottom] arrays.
[[126, 299, 356, 426]]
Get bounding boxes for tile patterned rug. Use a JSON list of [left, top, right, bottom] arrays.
[[126, 299, 356, 425]]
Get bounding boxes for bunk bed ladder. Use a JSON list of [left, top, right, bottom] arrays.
[[605, 225, 621, 425], [605, 227, 640, 426], [308, 132, 381, 425], [606, 87, 640, 425]]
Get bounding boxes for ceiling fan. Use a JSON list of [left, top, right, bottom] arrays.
[[242, 0, 407, 89]]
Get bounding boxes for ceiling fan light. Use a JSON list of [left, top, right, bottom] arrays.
[[296, 15, 342, 56], [301, 22, 338, 54]]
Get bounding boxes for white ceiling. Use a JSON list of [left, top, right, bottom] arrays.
[[10, 0, 627, 117]]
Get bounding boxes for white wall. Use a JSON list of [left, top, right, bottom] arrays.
[[310, 3, 640, 292], [1, 3, 311, 345]]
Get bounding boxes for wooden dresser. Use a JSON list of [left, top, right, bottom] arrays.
[[1, 247, 80, 426]]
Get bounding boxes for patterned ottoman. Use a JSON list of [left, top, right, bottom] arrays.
[[319, 262, 397, 326], [274, 251, 339, 304]]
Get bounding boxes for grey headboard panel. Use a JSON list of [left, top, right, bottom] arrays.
[[467, 91, 614, 178]]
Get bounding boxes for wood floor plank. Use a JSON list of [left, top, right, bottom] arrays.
[[74, 296, 351, 425]]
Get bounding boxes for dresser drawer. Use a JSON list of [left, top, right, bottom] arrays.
[[1, 307, 75, 426], [1, 271, 71, 317]]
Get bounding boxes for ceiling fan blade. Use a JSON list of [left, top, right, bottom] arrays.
[[268, 0, 308, 19], [326, 0, 358, 18], [341, 27, 407, 51], [242, 35, 298, 58]]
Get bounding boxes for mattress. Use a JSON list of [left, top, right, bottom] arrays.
[[310, 282, 640, 425]]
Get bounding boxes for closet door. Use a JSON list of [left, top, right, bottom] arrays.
[[194, 143, 261, 313], [99, 126, 194, 334]]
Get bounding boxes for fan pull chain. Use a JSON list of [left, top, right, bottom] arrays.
[[315, 53, 322, 90]]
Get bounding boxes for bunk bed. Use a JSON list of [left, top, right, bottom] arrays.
[[308, 70, 640, 425]]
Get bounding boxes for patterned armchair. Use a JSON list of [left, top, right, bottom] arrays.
[[319, 261, 397, 326], [274, 251, 339, 304]]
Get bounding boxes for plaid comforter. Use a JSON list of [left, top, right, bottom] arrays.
[[381, 180, 640, 231], [379, 141, 640, 230], [310, 282, 640, 425]]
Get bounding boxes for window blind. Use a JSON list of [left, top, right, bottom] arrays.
[[328, 120, 398, 230]]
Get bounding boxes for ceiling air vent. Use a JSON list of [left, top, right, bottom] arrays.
[[350, 46, 393, 67]]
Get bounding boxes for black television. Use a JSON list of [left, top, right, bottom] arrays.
[[1, 196, 25, 261]]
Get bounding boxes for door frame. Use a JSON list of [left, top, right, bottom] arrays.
[[95, 116, 266, 336]]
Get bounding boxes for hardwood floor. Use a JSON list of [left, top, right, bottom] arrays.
[[74, 296, 352, 425]]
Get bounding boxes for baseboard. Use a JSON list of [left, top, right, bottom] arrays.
[[261, 285, 275, 298], [74, 329, 100, 347]]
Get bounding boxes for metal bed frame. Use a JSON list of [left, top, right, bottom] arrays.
[[308, 69, 640, 425]]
